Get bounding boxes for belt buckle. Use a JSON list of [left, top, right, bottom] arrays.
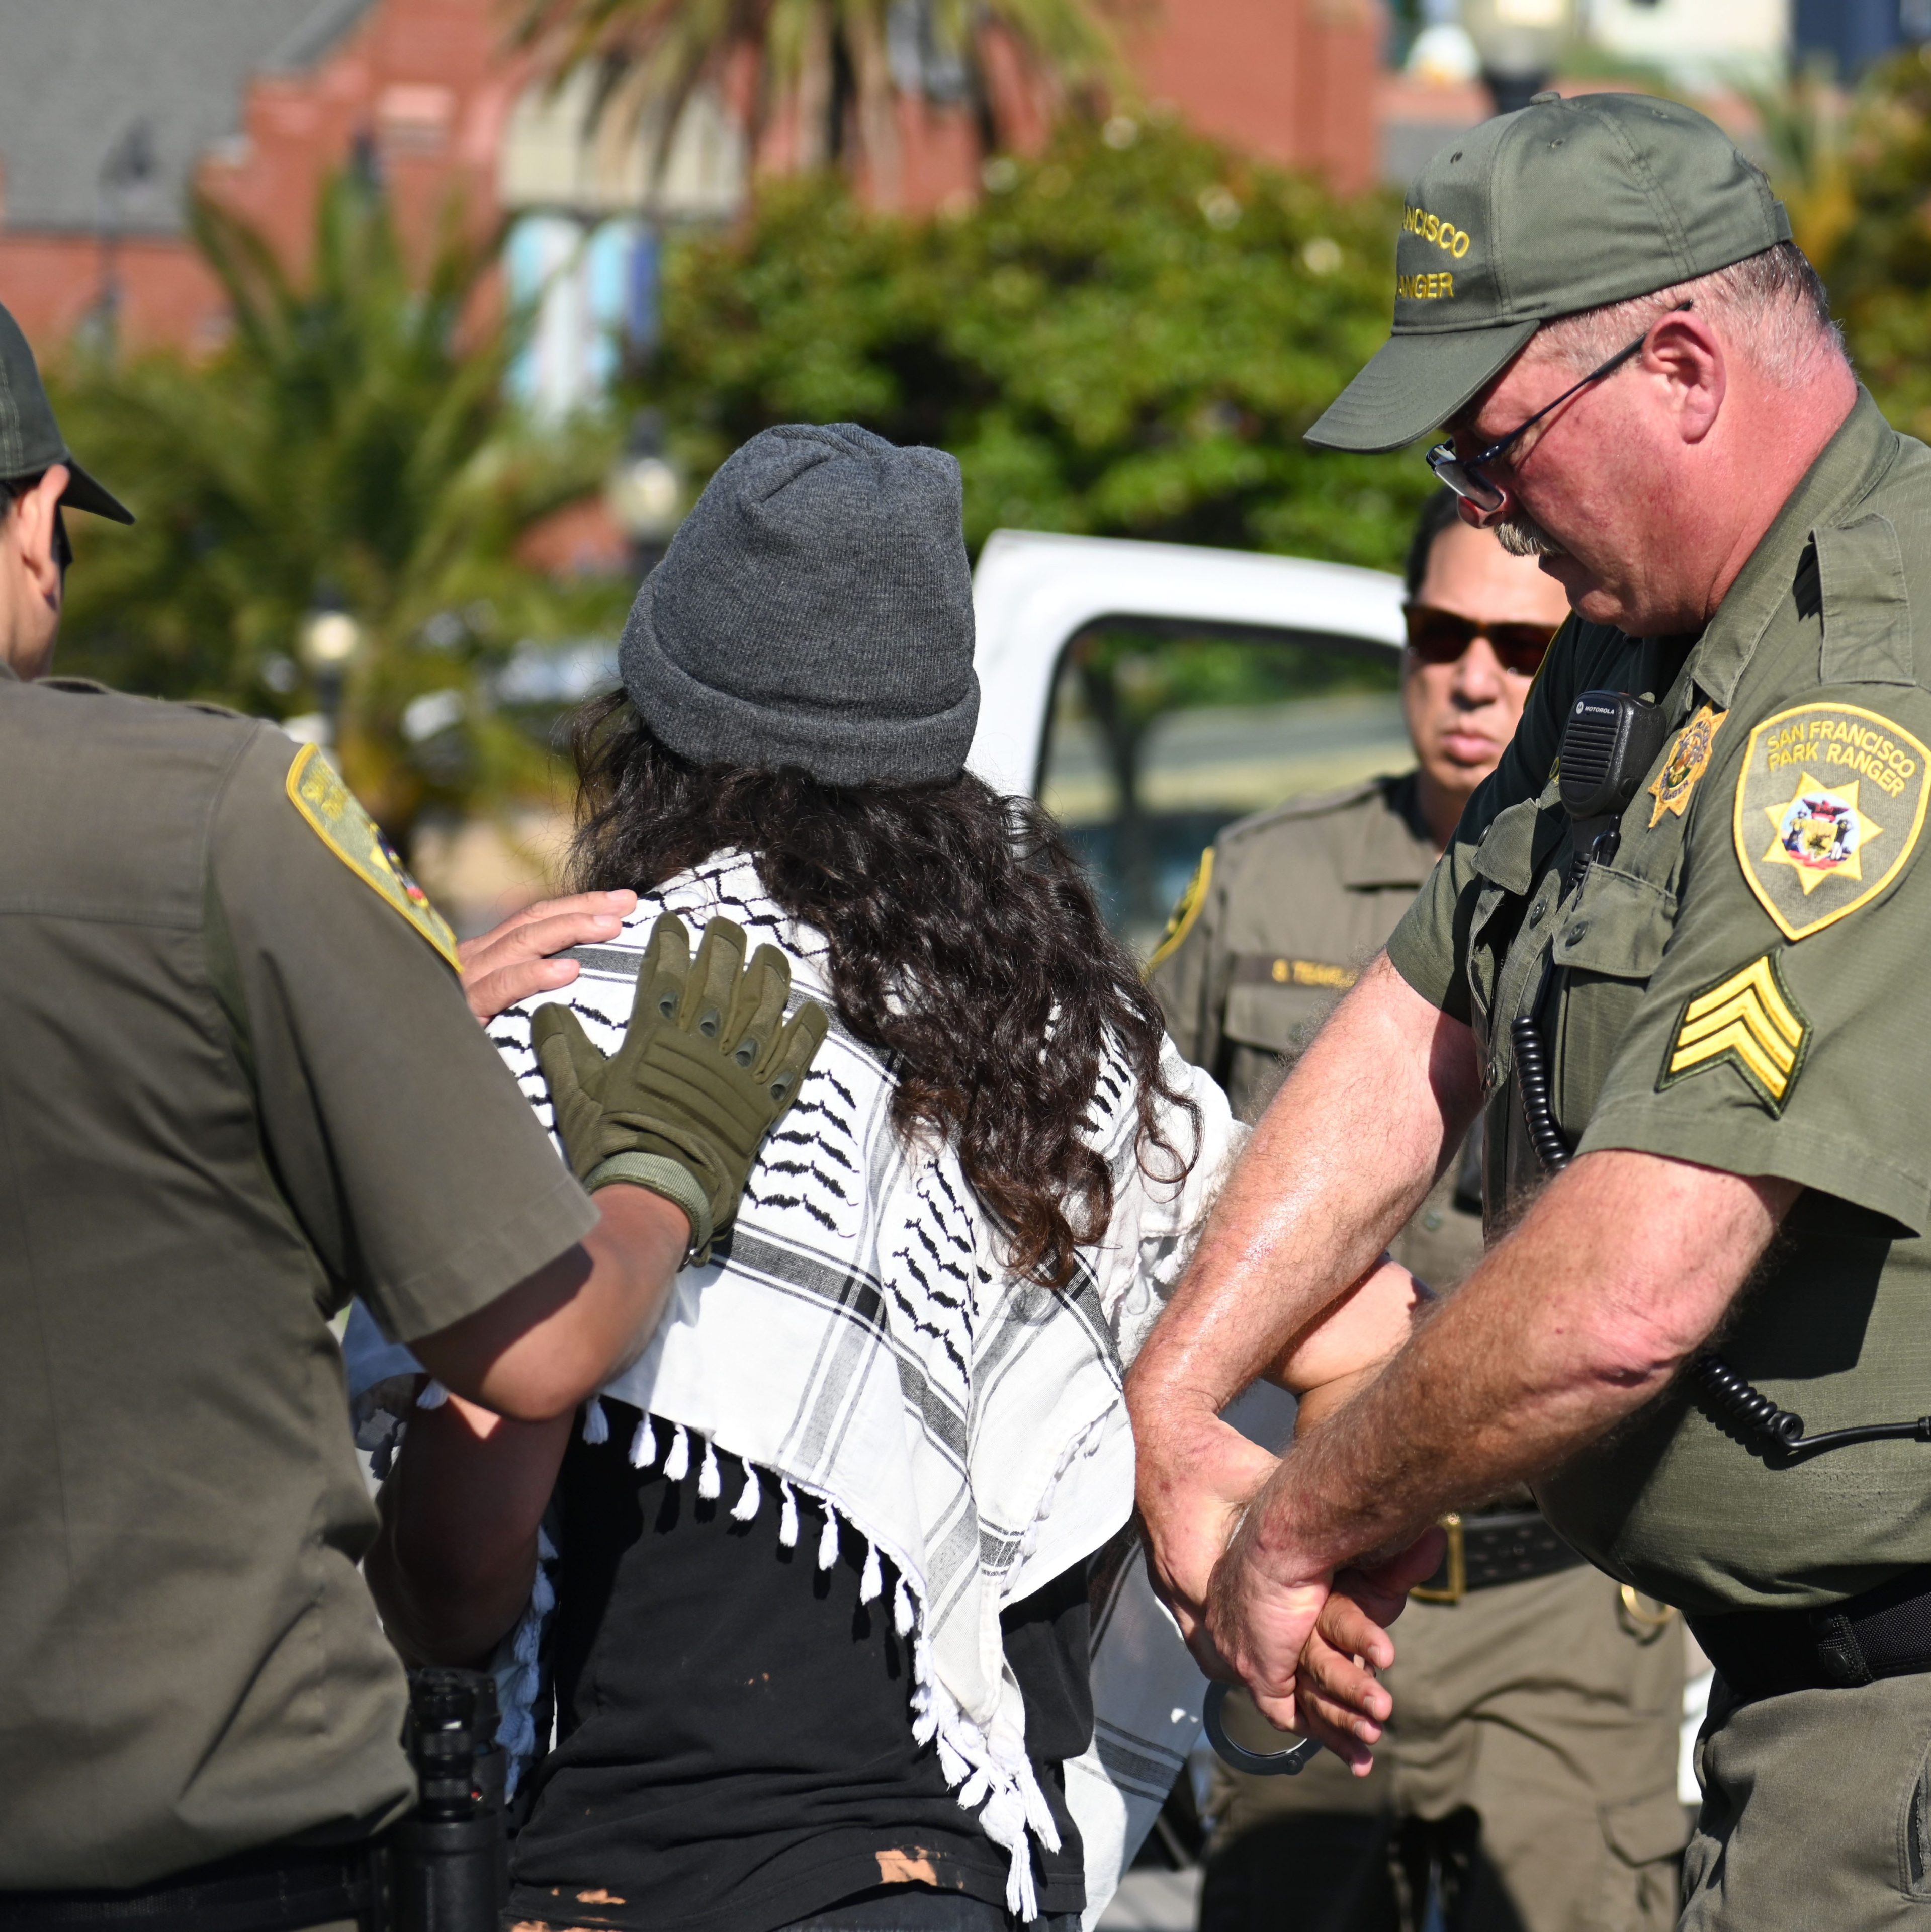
[[1410, 1513, 1466, 1604]]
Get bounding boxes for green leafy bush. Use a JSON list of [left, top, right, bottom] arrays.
[[49, 176, 623, 848], [646, 116, 1432, 569], [1817, 51, 1931, 443]]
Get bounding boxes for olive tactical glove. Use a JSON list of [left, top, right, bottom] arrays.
[[531, 913, 829, 1263]]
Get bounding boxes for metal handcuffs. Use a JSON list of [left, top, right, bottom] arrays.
[[1201, 1681, 1321, 1777]]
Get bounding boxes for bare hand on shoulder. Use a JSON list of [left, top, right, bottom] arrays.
[[459, 890, 638, 1023]]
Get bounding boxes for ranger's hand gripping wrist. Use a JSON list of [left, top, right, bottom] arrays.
[[532, 912, 830, 1263]]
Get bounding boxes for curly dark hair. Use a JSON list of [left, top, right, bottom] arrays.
[[566, 695, 1197, 1290]]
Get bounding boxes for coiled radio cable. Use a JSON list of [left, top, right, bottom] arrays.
[[1511, 1014, 1929, 1463]]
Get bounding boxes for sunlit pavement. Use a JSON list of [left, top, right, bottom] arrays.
[[1098, 1868, 1202, 1931]]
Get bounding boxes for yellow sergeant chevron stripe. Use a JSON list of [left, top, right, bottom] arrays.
[[1657, 952, 1809, 1115]]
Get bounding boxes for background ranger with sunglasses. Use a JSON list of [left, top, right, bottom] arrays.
[[1152, 491, 1686, 1932], [1128, 90, 1931, 1932]]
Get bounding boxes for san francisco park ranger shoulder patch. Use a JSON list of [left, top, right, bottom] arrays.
[[285, 742, 461, 970], [1731, 702, 1931, 941], [1147, 847, 1212, 973]]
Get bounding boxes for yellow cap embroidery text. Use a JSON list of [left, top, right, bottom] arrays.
[[1400, 205, 1472, 258]]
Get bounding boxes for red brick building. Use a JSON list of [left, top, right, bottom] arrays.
[[0, 0, 1383, 363]]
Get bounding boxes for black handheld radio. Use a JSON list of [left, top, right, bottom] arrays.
[[392, 1668, 509, 1932], [1520, 691, 1931, 1463]]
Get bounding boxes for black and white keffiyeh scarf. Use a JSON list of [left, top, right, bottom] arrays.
[[348, 850, 1237, 1921]]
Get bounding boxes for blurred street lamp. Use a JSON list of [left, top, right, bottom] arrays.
[[605, 409, 685, 577], [298, 592, 364, 746], [1461, 0, 1577, 116]]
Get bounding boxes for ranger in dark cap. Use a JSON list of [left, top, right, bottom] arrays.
[[1153, 491, 1686, 1932], [0, 301, 822, 1926], [1128, 92, 1931, 1930], [0, 302, 134, 674]]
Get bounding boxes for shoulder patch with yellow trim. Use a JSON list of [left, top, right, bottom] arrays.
[[285, 742, 460, 970], [1732, 702, 1930, 940], [1657, 951, 1809, 1116], [1147, 848, 1212, 974]]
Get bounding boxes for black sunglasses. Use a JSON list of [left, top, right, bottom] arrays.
[[1405, 604, 1556, 677], [1426, 301, 1695, 513]]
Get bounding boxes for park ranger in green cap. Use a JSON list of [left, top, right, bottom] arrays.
[[1126, 89, 1931, 1929]]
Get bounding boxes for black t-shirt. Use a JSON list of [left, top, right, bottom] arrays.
[[509, 1407, 1090, 1932]]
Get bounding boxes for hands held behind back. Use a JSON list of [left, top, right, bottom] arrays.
[[1202, 1500, 1443, 1773], [1134, 1407, 1279, 1674], [1133, 1398, 1439, 1774]]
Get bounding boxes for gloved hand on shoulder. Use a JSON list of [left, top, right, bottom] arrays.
[[532, 912, 829, 1264]]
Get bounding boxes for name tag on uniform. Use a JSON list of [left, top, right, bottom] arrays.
[[1232, 956, 1358, 991]]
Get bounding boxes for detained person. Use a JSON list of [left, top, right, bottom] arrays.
[[363, 425, 1433, 1932], [366, 423, 1229, 1932]]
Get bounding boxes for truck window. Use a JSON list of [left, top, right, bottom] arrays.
[[1038, 627, 1405, 957]]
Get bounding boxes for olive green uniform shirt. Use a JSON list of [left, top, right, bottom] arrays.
[[0, 673, 597, 1887], [1387, 389, 1931, 1615], [1151, 773, 1485, 1292]]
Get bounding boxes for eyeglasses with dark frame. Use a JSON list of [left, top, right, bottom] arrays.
[[1426, 300, 1695, 514], [1404, 603, 1557, 677]]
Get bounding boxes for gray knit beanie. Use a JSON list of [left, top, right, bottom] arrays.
[[617, 423, 980, 787]]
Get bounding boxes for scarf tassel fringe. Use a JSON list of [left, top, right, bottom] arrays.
[[493, 1415, 1062, 1916]]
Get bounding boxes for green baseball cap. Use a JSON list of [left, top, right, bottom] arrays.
[[0, 301, 134, 523], [1306, 92, 1792, 455]]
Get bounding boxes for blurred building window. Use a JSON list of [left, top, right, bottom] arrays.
[[500, 70, 746, 415], [1795, 0, 1926, 73], [1038, 628, 1406, 955], [1586, 0, 1786, 83], [504, 213, 649, 416], [887, 0, 970, 103], [500, 69, 746, 218], [378, 83, 454, 157]]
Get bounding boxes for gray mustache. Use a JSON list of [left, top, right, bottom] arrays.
[[1493, 508, 1568, 558]]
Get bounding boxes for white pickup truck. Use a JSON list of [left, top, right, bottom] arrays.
[[970, 533, 1711, 1928], [964, 530, 1410, 954]]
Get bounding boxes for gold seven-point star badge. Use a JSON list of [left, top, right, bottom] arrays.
[[1648, 704, 1726, 826], [1733, 702, 1931, 940]]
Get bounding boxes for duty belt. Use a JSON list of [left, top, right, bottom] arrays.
[[1410, 1508, 1585, 1603], [0, 1839, 385, 1932], [1689, 1564, 1931, 1703]]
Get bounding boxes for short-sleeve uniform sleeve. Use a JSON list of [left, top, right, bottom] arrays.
[[1578, 680, 1931, 1235], [209, 728, 597, 1341]]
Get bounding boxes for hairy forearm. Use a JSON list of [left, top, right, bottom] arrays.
[[1129, 956, 1480, 1429], [368, 1394, 572, 1667], [1243, 1149, 1797, 1579]]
